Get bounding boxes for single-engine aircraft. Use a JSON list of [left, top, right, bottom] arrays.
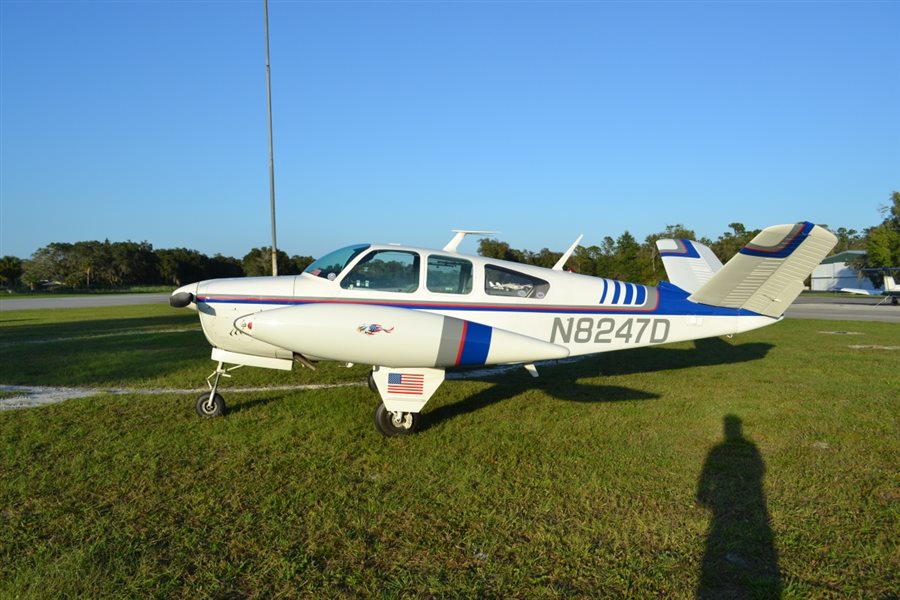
[[841, 267, 900, 306], [170, 222, 837, 436]]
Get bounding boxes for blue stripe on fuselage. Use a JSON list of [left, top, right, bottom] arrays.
[[635, 285, 647, 305], [458, 321, 492, 366]]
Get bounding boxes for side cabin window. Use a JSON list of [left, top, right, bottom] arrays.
[[485, 265, 549, 299], [427, 255, 473, 294], [340, 250, 420, 293]]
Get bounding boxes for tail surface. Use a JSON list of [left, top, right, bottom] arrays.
[[687, 222, 838, 318], [884, 274, 898, 293], [656, 238, 723, 294]]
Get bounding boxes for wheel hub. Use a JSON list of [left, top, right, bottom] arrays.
[[390, 411, 413, 429]]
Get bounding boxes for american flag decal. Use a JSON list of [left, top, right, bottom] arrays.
[[387, 373, 425, 395]]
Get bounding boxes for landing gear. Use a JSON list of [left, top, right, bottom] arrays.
[[194, 360, 238, 418], [373, 402, 421, 436], [368, 371, 379, 393], [196, 392, 225, 417]]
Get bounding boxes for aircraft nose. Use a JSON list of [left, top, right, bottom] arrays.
[[170, 291, 194, 308]]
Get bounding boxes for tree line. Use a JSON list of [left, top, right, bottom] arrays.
[[0, 241, 314, 290], [1, 192, 897, 291], [478, 192, 897, 286]]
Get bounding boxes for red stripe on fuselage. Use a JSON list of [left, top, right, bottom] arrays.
[[454, 321, 469, 366]]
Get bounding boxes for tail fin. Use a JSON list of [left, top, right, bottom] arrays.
[[656, 238, 723, 294], [688, 222, 838, 317]]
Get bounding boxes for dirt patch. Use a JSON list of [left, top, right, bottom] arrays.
[[0, 382, 364, 411], [847, 345, 899, 351]]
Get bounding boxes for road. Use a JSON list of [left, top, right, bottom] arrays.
[[0, 293, 170, 311], [785, 296, 900, 323]]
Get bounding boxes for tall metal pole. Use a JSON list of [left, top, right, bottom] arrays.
[[264, 0, 278, 276]]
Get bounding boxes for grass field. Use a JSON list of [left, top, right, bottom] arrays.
[[1, 305, 897, 598]]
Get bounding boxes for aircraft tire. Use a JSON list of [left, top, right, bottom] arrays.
[[373, 403, 421, 436], [196, 392, 225, 418], [368, 372, 379, 393]]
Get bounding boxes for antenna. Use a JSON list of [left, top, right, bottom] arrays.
[[552, 234, 583, 271], [443, 230, 499, 253]]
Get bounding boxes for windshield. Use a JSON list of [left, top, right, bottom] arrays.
[[304, 244, 370, 280]]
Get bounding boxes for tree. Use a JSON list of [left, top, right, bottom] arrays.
[[291, 255, 315, 273], [532, 248, 563, 269], [612, 231, 642, 282], [207, 254, 243, 279], [832, 227, 864, 253], [864, 191, 900, 269], [21, 242, 73, 288], [642, 224, 701, 282], [710, 223, 760, 263], [157, 248, 206, 286], [0, 256, 23, 289], [242, 247, 295, 277], [109, 241, 158, 285], [853, 192, 900, 288], [69, 240, 108, 287], [477, 238, 520, 262]]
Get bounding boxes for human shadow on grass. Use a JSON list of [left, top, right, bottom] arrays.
[[696, 415, 781, 599]]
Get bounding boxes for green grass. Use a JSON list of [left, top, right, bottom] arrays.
[[1, 306, 897, 598]]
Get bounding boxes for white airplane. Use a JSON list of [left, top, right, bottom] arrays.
[[170, 221, 837, 435], [841, 267, 900, 305]]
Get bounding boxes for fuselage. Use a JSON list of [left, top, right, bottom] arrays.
[[173, 242, 776, 369]]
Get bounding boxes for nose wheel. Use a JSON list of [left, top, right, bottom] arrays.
[[196, 392, 225, 417], [374, 403, 421, 436], [194, 360, 238, 418]]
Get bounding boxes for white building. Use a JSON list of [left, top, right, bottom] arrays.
[[810, 251, 877, 292]]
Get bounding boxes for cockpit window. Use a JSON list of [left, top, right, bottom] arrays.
[[304, 244, 370, 281], [340, 250, 420, 293], [485, 265, 549, 299], [427, 255, 473, 294]]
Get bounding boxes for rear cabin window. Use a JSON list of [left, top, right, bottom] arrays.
[[485, 265, 549, 299], [340, 250, 420, 293], [427, 256, 473, 294]]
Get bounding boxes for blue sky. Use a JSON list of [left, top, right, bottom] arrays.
[[2, 1, 898, 260]]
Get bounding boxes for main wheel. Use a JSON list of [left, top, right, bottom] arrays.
[[368, 372, 379, 393], [373, 402, 421, 436], [196, 392, 225, 417]]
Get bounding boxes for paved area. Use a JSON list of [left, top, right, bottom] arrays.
[[0, 293, 169, 311], [784, 301, 900, 323]]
